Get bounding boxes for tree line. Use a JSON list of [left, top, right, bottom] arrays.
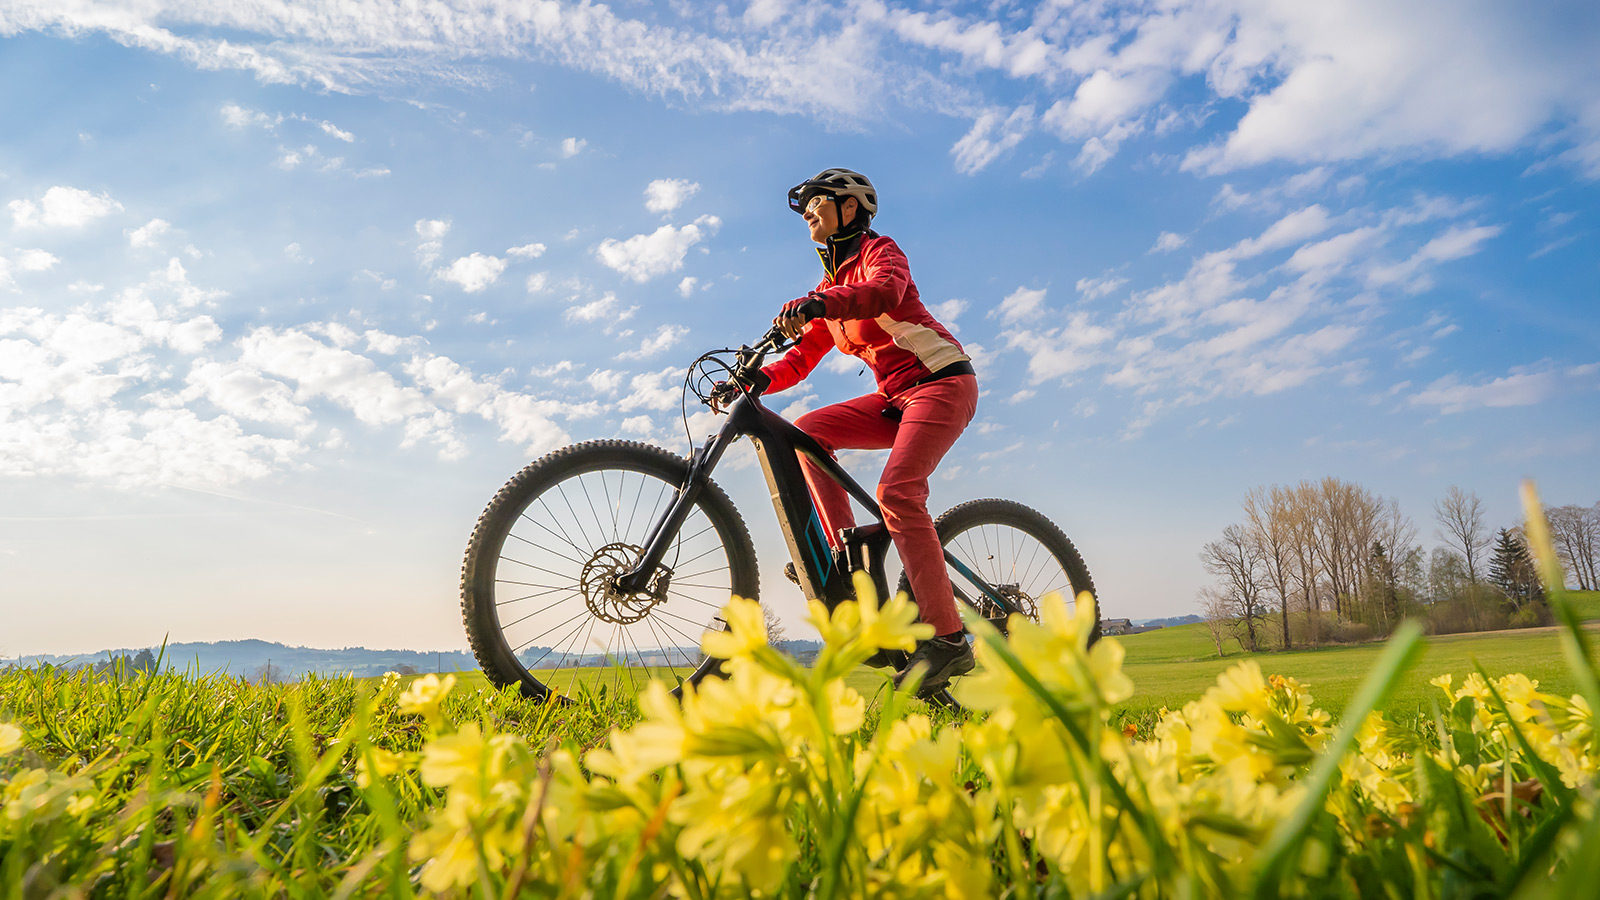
[[1198, 479, 1597, 655]]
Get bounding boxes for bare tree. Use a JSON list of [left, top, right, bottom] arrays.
[[1428, 547, 1469, 602], [1309, 478, 1385, 623], [1243, 486, 1297, 649], [1546, 504, 1600, 591], [763, 605, 787, 646], [1434, 485, 1490, 584], [1200, 524, 1269, 652], [1287, 482, 1325, 642], [1199, 587, 1233, 657], [252, 661, 283, 685]]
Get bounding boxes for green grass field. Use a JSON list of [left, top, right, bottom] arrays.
[[1570, 588, 1600, 620], [1112, 616, 1600, 722], [445, 592, 1600, 723], [420, 591, 1600, 726]]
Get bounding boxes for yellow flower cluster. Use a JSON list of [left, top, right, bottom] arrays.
[[375, 577, 1597, 898]]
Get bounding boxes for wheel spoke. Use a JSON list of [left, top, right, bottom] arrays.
[[467, 448, 758, 705]]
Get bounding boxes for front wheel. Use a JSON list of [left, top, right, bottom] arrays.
[[899, 498, 1099, 645], [461, 440, 759, 702]]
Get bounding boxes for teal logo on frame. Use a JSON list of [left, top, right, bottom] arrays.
[[803, 509, 831, 584]]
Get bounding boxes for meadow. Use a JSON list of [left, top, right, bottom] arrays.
[[3, 566, 1596, 895], [1112, 610, 1600, 724]]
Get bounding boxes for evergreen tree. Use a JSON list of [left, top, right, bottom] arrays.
[[1488, 528, 1543, 608], [1367, 541, 1399, 626]]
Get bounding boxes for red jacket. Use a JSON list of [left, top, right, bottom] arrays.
[[762, 234, 969, 399]]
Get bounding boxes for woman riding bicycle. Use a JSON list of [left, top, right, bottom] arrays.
[[758, 167, 980, 697]]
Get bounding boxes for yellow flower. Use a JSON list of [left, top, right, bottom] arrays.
[[420, 723, 488, 792], [0, 723, 22, 756], [823, 678, 866, 735], [66, 795, 94, 817], [672, 762, 797, 893], [356, 747, 404, 788], [700, 595, 769, 660], [1208, 660, 1270, 717], [1430, 673, 1453, 697], [589, 683, 689, 783], [957, 590, 1131, 718], [397, 673, 456, 720], [854, 573, 931, 653], [411, 827, 480, 893]]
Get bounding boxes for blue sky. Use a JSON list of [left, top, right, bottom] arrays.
[[2, 0, 1597, 656]]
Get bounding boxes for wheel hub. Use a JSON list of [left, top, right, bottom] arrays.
[[580, 542, 669, 624]]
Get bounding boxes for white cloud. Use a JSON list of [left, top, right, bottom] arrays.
[[824, 353, 865, 375], [1233, 205, 1332, 258], [220, 103, 279, 129], [618, 325, 688, 361], [565, 292, 633, 323], [1285, 227, 1381, 275], [9, 186, 123, 229], [414, 218, 450, 267], [617, 368, 682, 411], [951, 105, 1034, 175], [1149, 231, 1187, 253], [596, 215, 720, 283], [183, 359, 311, 428], [1367, 224, 1502, 292], [1075, 275, 1127, 301], [0, 244, 596, 489], [1410, 369, 1557, 413], [1006, 311, 1115, 382], [506, 242, 546, 259], [12, 249, 59, 273], [128, 218, 171, 248], [586, 369, 623, 393], [9, 1, 1599, 179], [434, 253, 506, 293], [994, 286, 1048, 324], [1181, 3, 1600, 175], [676, 276, 698, 298], [930, 299, 967, 321], [525, 272, 548, 293], [402, 353, 572, 454], [560, 137, 586, 157], [318, 120, 354, 141], [644, 178, 700, 214]]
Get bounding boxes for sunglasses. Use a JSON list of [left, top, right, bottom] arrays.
[[787, 186, 837, 214]]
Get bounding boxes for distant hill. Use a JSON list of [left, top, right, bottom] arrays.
[[1134, 614, 1203, 629], [11, 640, 481, 680], [11, 634, 919, 679]]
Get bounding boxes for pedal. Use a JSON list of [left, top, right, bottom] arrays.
[[784, 562, 800, 585]]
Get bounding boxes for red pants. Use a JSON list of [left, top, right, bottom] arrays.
[[794, 374, 978, 635]]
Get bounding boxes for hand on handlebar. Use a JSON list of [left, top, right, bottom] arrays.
[[774, 294, 826, 340]]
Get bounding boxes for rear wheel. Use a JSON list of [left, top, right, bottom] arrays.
[[461, 440, 759, 702], [899, 498, 1098, 644]]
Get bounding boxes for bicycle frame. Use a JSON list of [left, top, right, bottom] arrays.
[[615, 344, 1025, 628]]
